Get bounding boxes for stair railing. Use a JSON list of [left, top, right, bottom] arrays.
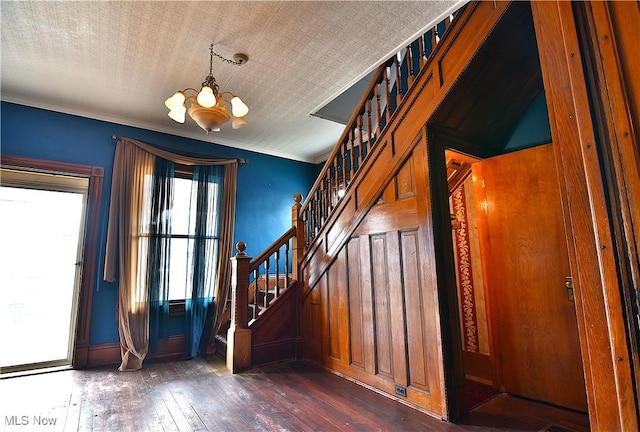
[[226, 9, 462, 372], [247, 226, 296, 321], [300, 11, 459, 247], [227, 195, 304, 372]]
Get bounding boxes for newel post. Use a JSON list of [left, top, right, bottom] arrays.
[[227, 241, 251, 373], [291, 194, 305, 281]]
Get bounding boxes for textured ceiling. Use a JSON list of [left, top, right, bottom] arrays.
[[1, 1, 464, 163]]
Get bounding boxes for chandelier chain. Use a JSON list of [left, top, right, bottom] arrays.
[[209, 44, 246, 66]]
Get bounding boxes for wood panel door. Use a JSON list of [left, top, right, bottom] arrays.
[[478, 143, 587, 411]]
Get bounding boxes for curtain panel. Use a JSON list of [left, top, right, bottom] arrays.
[[104, 138, 238, 370]]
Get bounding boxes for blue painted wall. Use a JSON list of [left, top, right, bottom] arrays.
[[503, 92, 552, 151], [1, 102, 319, 345]]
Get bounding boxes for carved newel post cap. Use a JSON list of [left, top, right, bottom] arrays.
[[293, 193, 302, 204], [236, 241, 247, 255]]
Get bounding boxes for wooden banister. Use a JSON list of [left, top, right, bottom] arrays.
[[249, 227, 295, 270], [226, 8, 463, 373], [300, 10, 461, 248], [226, 196, 305, 372]]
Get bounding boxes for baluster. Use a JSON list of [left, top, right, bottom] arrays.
[[312, 192, 318, 236], [317, 178, 323, 225], [309, 205, 315, 241], [324, 173, 330, 218], [304, 208, 311, 244], [275, 249, 280, 298], [357, 114, 364, 167], [317, 189, 322, 232], [320, 182, 325, 224], [383, 67, 392, 124], [331, 158, 338, 210], [314, 189, 322, 234], [392, 55, 402, 110], [366, 98, 374, 148], [308, 203, 313, 242], [406, 44, 415, 89], [343, 138, 350, 184], [349, 128, 357, 177], [417, 33, 426, 70], [394, 54, 402, 101], [263, 258, 270, 309], [336, 145, 343, 199], [325, 173, 331, 214], [431, 25, 438, 51], [437, 19, 446, 42], [374, 82, 382, 138], [284, 239, 290, 290], [320, 176, 326, 221], [253, 267, 259, 320], [292, 194, 304, 282]]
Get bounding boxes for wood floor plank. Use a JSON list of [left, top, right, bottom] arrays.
[[0, 356, 589, 431]]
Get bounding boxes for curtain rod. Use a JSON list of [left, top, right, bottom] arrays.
[[111, 135, 248, 164]]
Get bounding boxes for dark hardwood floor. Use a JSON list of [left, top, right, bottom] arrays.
[[0, 357, 589, 431]]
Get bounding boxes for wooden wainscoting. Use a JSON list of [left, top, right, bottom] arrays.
[[250, 282, 300, 367], [302, 142, 446, 418]]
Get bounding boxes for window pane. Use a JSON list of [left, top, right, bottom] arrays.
[[171, 178, 195, 235], [168, 238, 188, 301]]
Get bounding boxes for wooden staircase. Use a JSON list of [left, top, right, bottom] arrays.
[[223, 1, 473, 373]]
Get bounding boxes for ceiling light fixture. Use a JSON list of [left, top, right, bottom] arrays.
[[165, 44, 249, 134]]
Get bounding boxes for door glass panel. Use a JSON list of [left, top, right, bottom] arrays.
[[0, 173, 87, 372]]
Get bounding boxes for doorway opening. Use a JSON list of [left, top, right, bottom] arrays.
[[443, 146, 588, 416], [0, 169, 89, 374]]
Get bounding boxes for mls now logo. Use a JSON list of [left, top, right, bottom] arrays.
[[5, 415, 58, 427]]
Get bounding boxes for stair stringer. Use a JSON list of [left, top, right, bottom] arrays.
[[249, 281, 300, 367]]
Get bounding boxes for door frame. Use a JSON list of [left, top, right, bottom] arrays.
[[426, 125, 498, 420], [1, 155, 103, 369], [529, 1, 639, 429]]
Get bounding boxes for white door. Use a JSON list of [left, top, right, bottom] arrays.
[[0, 169, 88, 373]]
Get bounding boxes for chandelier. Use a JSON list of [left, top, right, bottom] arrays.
[[165, 44, 249, 134]]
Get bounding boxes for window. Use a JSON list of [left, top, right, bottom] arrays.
[[141, 164, 220, 312], [105, 138, 233, 365]]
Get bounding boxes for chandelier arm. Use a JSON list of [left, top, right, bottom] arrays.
[[181, 88, 200, 95], [217, 91, 237, 101]]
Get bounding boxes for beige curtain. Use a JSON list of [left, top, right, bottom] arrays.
[[104, 138, 238, 370], [207, 162, 237, 351]]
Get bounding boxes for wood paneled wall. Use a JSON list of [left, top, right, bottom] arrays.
[[302, 144, 445, 416]]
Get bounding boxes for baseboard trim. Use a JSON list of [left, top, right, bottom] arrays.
[[87, 336, 186, 368], [252, 337, 299, 367]]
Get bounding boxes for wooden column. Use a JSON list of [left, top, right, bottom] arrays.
[[530, 1, 638, 429], [227, 242, 252, 373], [292, 194, 305, 360]]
